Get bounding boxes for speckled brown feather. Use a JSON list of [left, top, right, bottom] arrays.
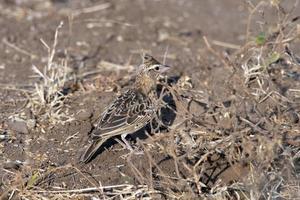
[[80, 54, 169, 163]]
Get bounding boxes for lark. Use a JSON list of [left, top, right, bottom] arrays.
[[80, 54, 170, 163]]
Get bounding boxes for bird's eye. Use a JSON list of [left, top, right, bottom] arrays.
[[154, 66, 160, 71]]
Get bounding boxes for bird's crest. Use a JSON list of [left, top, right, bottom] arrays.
[[143, 54, 161, 67]]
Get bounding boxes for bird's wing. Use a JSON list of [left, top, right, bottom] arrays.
[[91, 89, 154, 139]]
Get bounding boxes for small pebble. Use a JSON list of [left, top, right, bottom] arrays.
[[0, 131, 9, 141], [3, 160, 23, 170], [76, 109, 92, 121]]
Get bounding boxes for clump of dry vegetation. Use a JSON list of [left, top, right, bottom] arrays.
[[123, 1, 300, 199], [29, 22, 75, 124]]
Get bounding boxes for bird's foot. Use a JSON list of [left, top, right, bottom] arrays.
[[113, 138, 129, 151], [120, 148, 144, 159], [114, 137, 144, 156]]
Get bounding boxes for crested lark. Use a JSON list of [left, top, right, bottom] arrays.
[[80, 54, 170, 163]]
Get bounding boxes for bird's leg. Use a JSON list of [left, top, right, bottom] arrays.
[[113, 138, 128, 151], [121, 133, 134, 151], [122, 133, 144, 155], [113, 134, 144, 155]]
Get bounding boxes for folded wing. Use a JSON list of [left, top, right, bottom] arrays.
[[91, 89, 154, 139]]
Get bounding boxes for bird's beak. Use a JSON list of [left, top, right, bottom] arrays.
[[159, 64, 171, 73]]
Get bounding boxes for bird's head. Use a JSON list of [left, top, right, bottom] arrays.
[[135, 54, 170, 94], [140, 54, 170, 80]]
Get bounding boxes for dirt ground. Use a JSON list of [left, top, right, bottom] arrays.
[[0, 0, 300, 199]]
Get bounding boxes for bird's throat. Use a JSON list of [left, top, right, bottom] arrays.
[[136, 74, 157, 95]]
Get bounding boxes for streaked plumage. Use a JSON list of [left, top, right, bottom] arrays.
[[80, 54, 170, 163]]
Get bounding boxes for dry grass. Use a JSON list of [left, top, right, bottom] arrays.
[[28, 22, 75, 124], [124, 1, 300, 199]]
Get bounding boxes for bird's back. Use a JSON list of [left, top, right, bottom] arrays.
[[91, 88, 154, 139]]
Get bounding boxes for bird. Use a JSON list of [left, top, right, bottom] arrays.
[[80, 54, 170, 163]]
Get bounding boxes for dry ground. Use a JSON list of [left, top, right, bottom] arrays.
[[0, 0, 300, 199]]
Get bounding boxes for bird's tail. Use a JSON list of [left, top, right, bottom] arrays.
[[80, 140, 106, 163]]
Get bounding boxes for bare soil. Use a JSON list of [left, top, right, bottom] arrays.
[[0, 0, 300, 199]]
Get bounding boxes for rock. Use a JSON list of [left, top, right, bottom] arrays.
[[7, 118, 28, 134], [75, 109, 92, 121], [0, 131, 9, 142], [3, 160, 23, 170]]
